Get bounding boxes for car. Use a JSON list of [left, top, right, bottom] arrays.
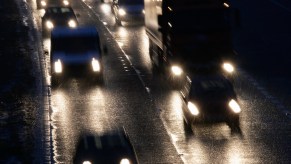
[[42, 6, 78, 35], [111, 0, 144, 26], [50, 26, 105, 86], [180, 74, 241, 130], [36, 0, 70, 9], [73, 129, 139, 164]]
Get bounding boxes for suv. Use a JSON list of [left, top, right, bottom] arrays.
[[50, 26, 105, 86], [180, 74, 241, 131]]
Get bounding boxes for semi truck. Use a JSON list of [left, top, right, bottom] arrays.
[[144, 0, 239, 84]]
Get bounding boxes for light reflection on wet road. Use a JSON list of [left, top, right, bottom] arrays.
[[36, 0, 291, 163]]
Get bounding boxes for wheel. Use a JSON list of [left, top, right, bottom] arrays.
[[183, 117, 192, 135], [227, 116, 240, 131], [115, 17, 122, 26], [51, 75, 61, 88]]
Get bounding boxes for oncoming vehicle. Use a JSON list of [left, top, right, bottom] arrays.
[[42, 6, 78, 35], [37, 0, 70, 9], [73, 129, 139, 164], [50, 26, 105, 86], [180, 74, 241, 130], [111, 0, 145, 26]]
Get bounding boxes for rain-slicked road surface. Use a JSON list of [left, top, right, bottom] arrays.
[[27, 0, 291, 163]]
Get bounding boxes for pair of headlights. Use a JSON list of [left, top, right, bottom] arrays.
[[82, 158, 131, 164], [53, 58, 101, 74], [46, 19, 77, 29], [41, 0, 69, 6], [187, 99, 241, 116], [170, 63, 235, 76], [118, 9, 145, 16]]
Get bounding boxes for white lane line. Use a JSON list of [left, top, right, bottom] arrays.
[[269, 0, 291, 12]]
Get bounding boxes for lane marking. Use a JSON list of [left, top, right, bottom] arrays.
[[269, 0, 291, 12], [238, 68, 291, 119]]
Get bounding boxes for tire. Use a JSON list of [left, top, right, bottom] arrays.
[[183, 118, 192, 135], [51, 75, 61, 88], [115, 17, 122, 26]]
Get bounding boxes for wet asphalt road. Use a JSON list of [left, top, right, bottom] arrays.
[[1, 0, 291, 163]]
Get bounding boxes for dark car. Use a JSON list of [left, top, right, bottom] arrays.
[[50, 26, 105, 86], [42, 6, 78, 35], [111, 0, 144, 26], [180, 74, 241, 130], [36, 0, 70, 9], [73, 129, 139, 164]]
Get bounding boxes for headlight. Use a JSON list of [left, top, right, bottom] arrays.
[[118, 9, 126, 16], [54, 59, 62, 73], [223, 62, 234, 73], [82, 161, 92, 164], [68, 19, 77, 28], [187, 102, 199, 116], [63, 0, 69, 6], [41, 1, 47, 6], [46, 20, 54, 29], [228, 99, 241, 113], [120, 158, 131, 164], [171, 65, 183, 76], [92, 58, 101, 72], [142, 9, 145, 14]]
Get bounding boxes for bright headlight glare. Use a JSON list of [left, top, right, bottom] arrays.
[[171, 65, 183, 76], [119, 9, 126, 16], [228, 99, 241, 113], [63, 0, 69, 5], [142, 9, 145, 14], [68, 20, 77, 28], [187, 102, 199, 116], [41, 1, 47, 6], [82, 161, 92, 164], [120, 158, 131, 164], [92, 58, 101, 72], [54, 59, 62, 73], [223, 62, 234, 73], [46, 20, 54, 29]]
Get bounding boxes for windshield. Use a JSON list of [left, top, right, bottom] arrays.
[[119, 0, 143, 5], [52, 36, 100, 53], [170, 8, 231, 33]]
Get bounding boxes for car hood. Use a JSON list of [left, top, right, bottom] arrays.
[[52, 51, 101, 64]]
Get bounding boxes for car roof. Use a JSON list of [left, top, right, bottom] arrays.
[[51, 26, 99, 38]]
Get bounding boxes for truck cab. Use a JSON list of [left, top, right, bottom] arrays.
[[144, 0, 239, 86]]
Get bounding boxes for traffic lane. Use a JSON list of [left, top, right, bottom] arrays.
[[151, 74, 291, 163], [230, 0, 291, 109], [83, 0, 291, 163], [47, 0, 183, 163]]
